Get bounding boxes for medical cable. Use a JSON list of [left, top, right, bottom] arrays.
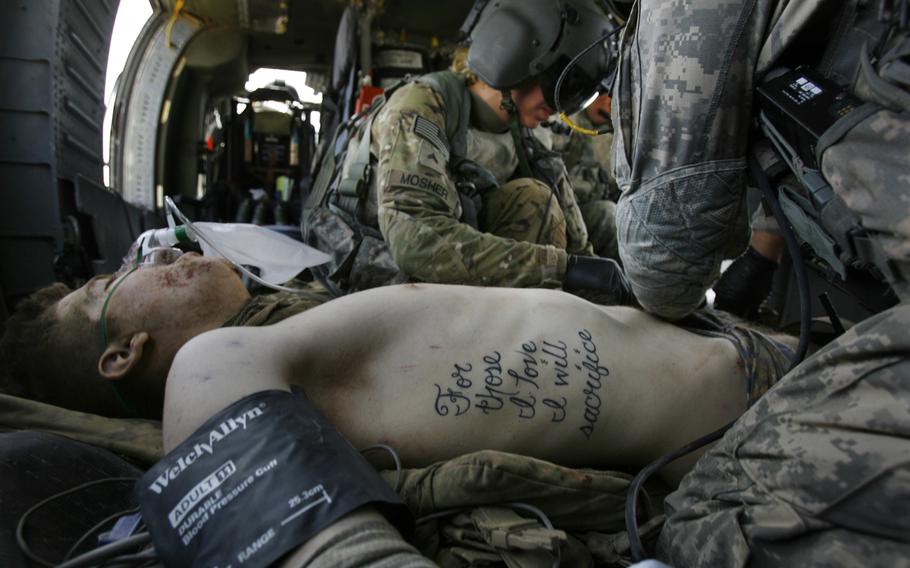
[[624, 150, 814, 561], [416, 503, 561, 568], [748, 151, 812, 367], [27, 447, 400, 566], [359, 443, 404, 493], [60, 444, 403, 568], [63, 506, 141, 560], [164, 197, 320, 294], [57, 532, 154, 568], [508, 502, 562, 568], [359, 444, 562, 568], [101, 557, 162, 568], [89, 547, 158, 566], [15, 477, 141, 567], [624, 420, 733, 561], [553, 26, 624, 136]]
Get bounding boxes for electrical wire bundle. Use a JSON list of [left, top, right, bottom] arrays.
[[14, 445, 409, 567], [15, 477, 160, 567]]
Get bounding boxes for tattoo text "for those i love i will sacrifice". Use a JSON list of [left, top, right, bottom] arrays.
[[432, 329, 609, 440]]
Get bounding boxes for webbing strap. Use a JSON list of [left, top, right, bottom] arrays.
[[853, 234, 900, 281], [337, 113, 375, 198], [415, 71, 472, 162], [303, 120, 348, 215], [334, 79, 412, 201], [815, 102, 881, 166], [509, 116, 533, 179], [778, 186, 847, 279]]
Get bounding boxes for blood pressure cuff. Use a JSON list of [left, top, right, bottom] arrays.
[[136, 389, 411, 568]]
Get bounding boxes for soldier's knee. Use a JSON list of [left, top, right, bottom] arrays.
[[581, 199, 617, 223], [501, 178, 552, 204]]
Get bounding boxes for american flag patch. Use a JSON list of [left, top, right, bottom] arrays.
[[413, 116, 450, 161]]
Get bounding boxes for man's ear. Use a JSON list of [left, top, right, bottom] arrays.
[[98, 332, 150, 381]]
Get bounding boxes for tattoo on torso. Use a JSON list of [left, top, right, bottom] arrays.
[[432, 329, 608, 440]]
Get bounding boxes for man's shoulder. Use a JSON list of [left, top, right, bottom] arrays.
[[173, 325, 266, 373], [383, 80, 448, 118]]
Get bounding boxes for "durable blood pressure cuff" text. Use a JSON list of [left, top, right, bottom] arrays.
[[136, 389, 411, 567]]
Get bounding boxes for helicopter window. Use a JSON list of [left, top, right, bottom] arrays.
[[102, 0, 153, 189]]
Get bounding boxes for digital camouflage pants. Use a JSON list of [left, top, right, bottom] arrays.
[[658, 15, 910, 563], [659, 303, 910, 566]]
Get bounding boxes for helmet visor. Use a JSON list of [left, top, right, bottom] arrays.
[[538, 53, 605, 116]]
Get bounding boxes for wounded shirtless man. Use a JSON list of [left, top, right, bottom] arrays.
[[2, 252, 792, 565], [3, 252, 790, 472]]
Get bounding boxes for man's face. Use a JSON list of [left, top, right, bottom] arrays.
[[57, 253, 250, 344], [584, 92, 612, 126], [511, 84, 555, 128]]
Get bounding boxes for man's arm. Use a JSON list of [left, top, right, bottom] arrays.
[[374, 83, 568, 288], [161, 328, 434, 568], [611, 0, 780, 320], [162, 327, 286, 448]]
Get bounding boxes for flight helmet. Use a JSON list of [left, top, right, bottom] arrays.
[[462, 0, 615, 115]]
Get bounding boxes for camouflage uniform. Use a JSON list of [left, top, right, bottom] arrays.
[[652, 2, 910, 563], [611, 0, 828, 321], [222, 287, 331, 327], [372, 80, 593, 288], [0, 393, 163, 465], [660, 303, 910, 567], [550, 112, 620, 260]]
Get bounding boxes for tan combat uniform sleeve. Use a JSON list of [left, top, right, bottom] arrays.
[[373, 83, 567, 287]]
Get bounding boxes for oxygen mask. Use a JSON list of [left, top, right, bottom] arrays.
[[115, 197, 333, 295], [116, 245, 185, 278], [138, 247, 184, 267]]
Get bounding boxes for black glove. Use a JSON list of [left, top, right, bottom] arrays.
[[564, 255, 634, 306], [453, 158, 499, 195], [713, 246, 778, 318]]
